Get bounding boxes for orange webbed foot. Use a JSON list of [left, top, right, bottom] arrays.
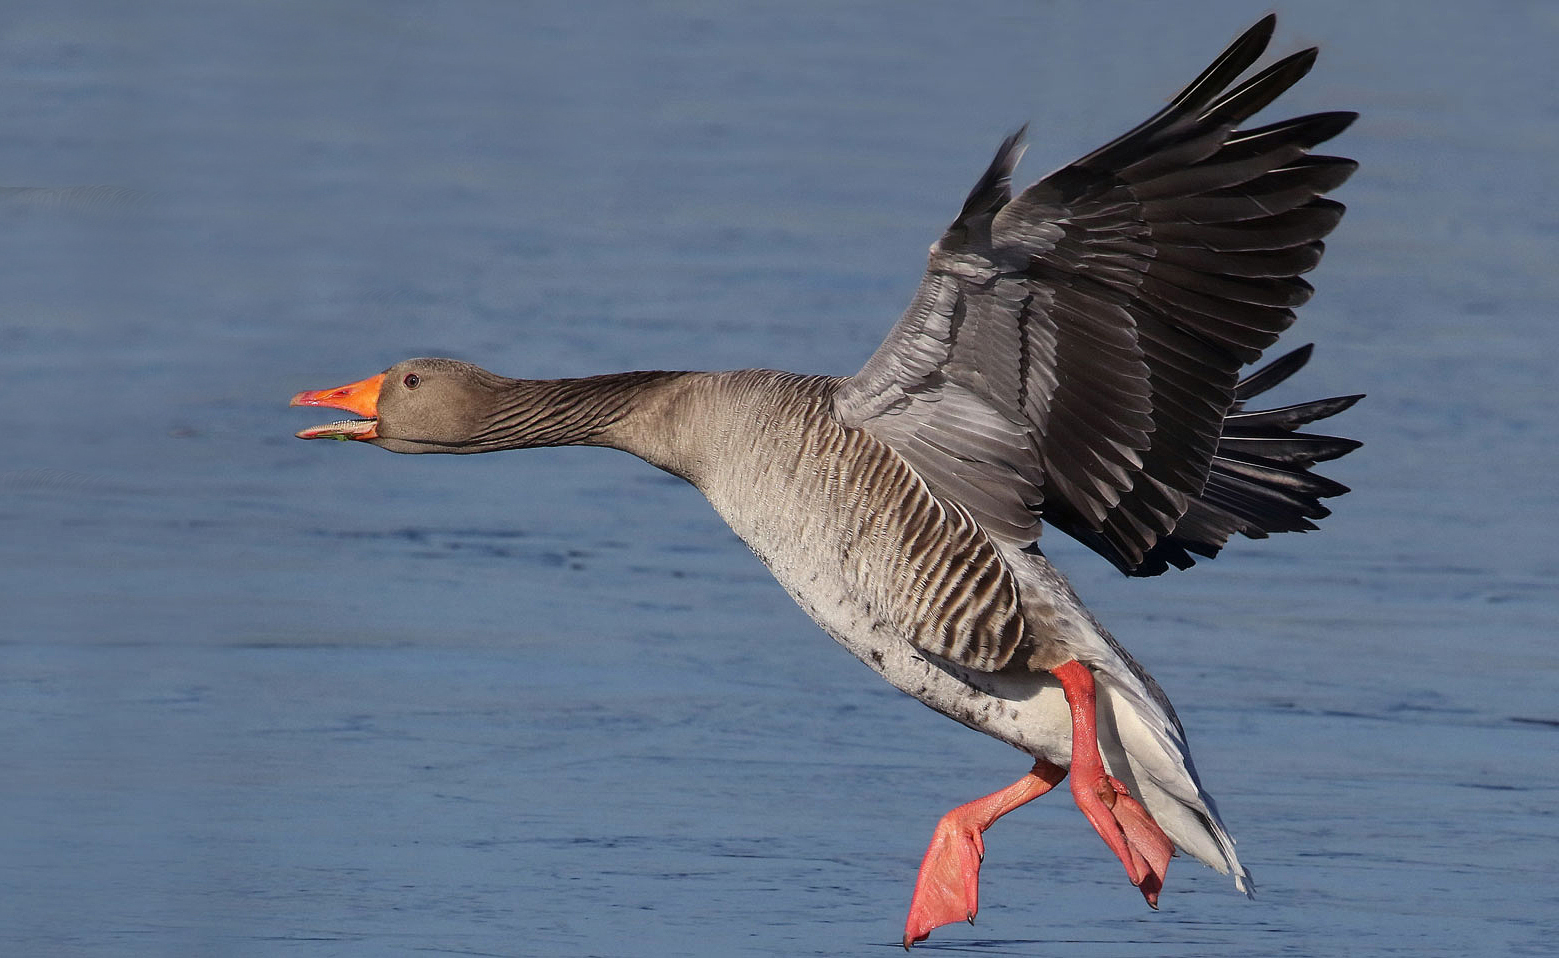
[[902, 813, 984, 948], [902, 762, 1065, 948], [1109, 781, 1173, 906], [1070, 773, 1173, 906]]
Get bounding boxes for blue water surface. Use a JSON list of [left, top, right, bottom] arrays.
[[2, 2, 1556, 956]]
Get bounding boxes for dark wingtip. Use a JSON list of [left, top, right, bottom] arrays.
[[1168, 14, 1278, 112], [947, 125, 1028, 240], [1314, 443, 1360, 467], [1325, 111, 1361, 138], [1241, 14, 1279, 64], [1327, 393, 1366, 415], [1291, 46, 1320, 76], [1202, 46, 1319, 127], [1226, 13, 1279, 69], [1234, 344, 1313, 401]]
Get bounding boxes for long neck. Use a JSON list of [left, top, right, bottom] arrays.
[[470, 370, 691, 453]]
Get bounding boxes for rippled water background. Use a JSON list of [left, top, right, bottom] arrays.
[[3, 2, 1556, 955]]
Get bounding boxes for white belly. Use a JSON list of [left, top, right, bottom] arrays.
[[705, 475, 1074, 767]]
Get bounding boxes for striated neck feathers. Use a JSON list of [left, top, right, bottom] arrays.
[[468, 370, 690, 452]]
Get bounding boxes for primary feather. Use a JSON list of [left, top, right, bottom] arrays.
[[832, 14, 1357, 576]]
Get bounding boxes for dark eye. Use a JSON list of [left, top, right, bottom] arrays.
[[403, 373, 421, 389]]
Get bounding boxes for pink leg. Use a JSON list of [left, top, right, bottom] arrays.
[[902, 760, 1067, 949], [1052, 659, 1174, 907]]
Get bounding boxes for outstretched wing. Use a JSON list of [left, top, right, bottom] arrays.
[[831, 15, 1357, 572]]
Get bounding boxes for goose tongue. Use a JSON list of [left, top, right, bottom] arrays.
[[293, 418, 379, 440], [290, 373, 384, 440]]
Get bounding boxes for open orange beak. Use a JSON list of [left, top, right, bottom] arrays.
[[290, 373, 385, 440]]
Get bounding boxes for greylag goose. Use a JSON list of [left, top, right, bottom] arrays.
[[292, 15, 1361, 947]]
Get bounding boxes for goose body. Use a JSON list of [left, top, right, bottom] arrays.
[[292, 15, 1359, 946], [642, 369, 1242, 876]]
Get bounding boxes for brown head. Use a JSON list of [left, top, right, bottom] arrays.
[[291, 357, 515, 454]]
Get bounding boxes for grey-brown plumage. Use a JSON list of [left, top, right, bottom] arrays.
[[293, 14, 1362, 914], [834, 14, 1357, 576]]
